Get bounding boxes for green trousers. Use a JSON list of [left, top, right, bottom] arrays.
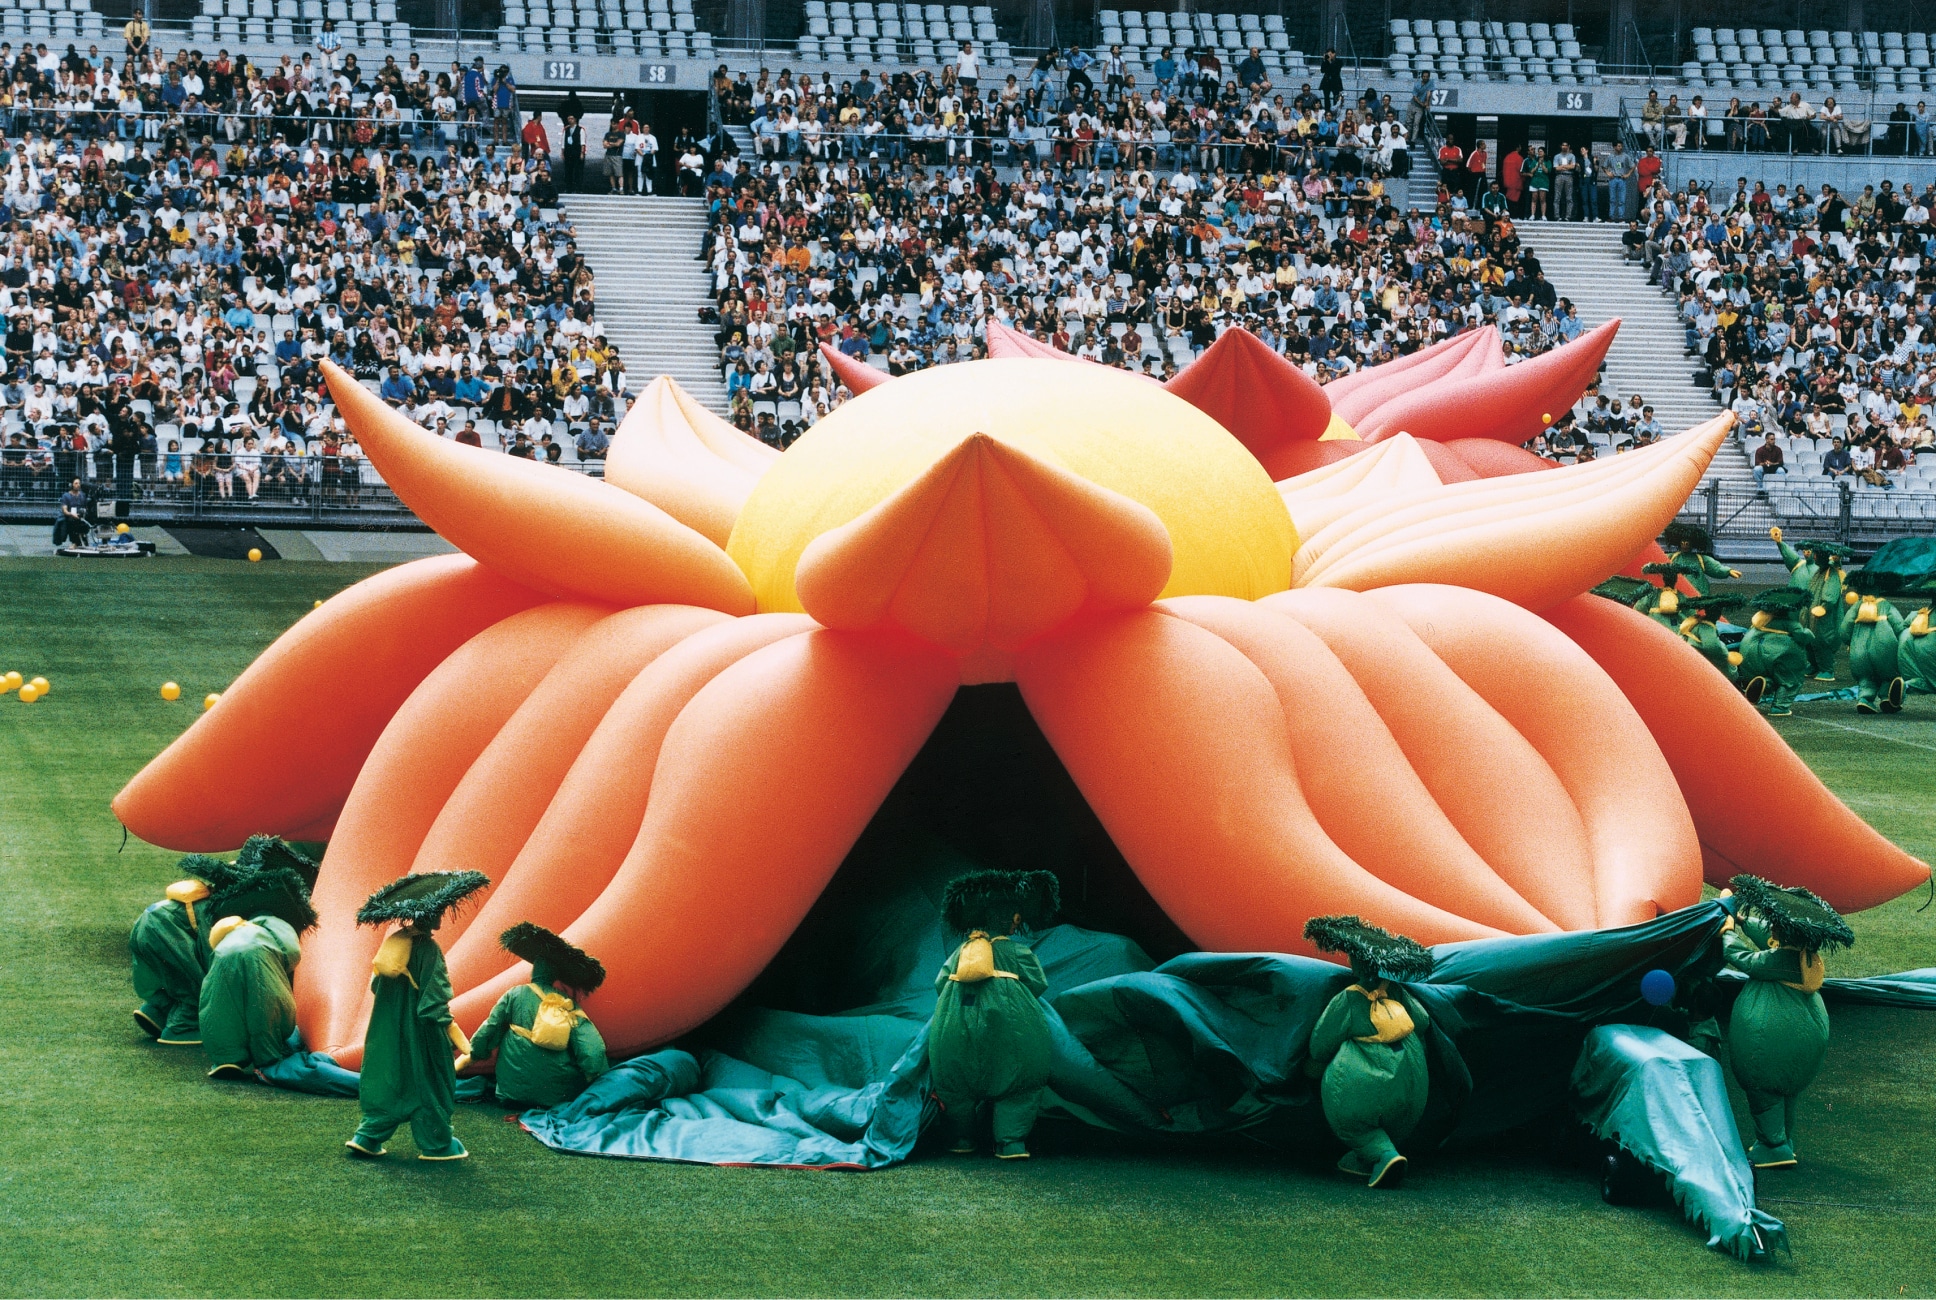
[[351, 1107, 461, 1158], [936, 1086, 1044, 1146]]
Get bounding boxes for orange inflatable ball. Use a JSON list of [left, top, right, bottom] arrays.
[[160, 682, 182, 701], [247, 548, 263, 563], [204, 692, 222, 711], [30, 676, 48, 695], [17, 684, 39, 703]]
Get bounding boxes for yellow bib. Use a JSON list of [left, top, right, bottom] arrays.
[[949, 932, 1020, 983], [1657, 589, 1679, 615], [1777, 947, 1826, 994], [1348, 983, 1416, 1044], [166, 878, 210, 931], [511, 985, 586, 1051], [371, 932, 419, 987]]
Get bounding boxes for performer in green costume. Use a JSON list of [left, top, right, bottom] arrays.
[[1737, 587, 1817, 717], [1721, 875, 1853, 1169], [129, 837, 318, 1045], [199, 854, 318, 1079], [1898, 582, 1936, 693], [1661, 522, 1742, 595], [346, 870, 488, 1161], [1304, 915, 1435, 1189], [1675, 593, 1749, 681], [469, 923, 611, 1108], [1836, 572, 1907, 714], [929, 870, 1058, 1160], [1771, 528, 1853, 679], [1634, 561, 1696, 630]]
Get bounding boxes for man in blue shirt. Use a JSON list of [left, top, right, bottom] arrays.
[[379, 365, 416, 405], [1153, 48, 1177, 94]]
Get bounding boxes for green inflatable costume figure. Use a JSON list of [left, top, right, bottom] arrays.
[[1771, 528, 1852, 680], [1675, 593, 1750, 683], [1304, 915, 1435, 1189], [346, 870, 488, 1162], [199, 853, 318, 1079], [929, 869, 1058, 1160], [1899, 583, 1936, 693], [129, 837, 318, 1046], [1721, 875, 1853, 1169], [1737, 587, 1817, 717], [469, 923, 611, 1108], [1634, 561, 1696, 631], [1836, 573, 1906, 714], [1661, 522, 1742, 596]]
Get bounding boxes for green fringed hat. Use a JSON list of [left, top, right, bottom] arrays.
[[1729, 874, 1855, 952], [1642, 559, 1698, 578], [174, 852, 250, 897], [207, 857, 319, 935], [1751, 586, 1813, 614], [235, 835, 320, 892], [1661, 522, 1716, 554], [1686, 593, 1748, 614], [1842, 567, 1901, 597], [356, 870, 490, 930], [1591, 575, 1656, 604], [1791, 538, 1855, 560], [500, 922, 606, 996], [942, 869, 1060, 936], [1304, 915, 1435, 984]]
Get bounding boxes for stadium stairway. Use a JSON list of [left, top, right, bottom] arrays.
[[563, 193, 729, 413], [1515, 221, 1774, 535]]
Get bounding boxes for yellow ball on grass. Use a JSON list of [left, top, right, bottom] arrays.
[[247, 548, 262, 562], [29, 676, 48, 695], [204, 692, 221, 711], [18, 684, 39, 703], [160, 682, 182, 701], [0, 671, 17, 693]]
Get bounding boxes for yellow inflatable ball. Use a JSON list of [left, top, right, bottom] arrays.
[[204, 692, 222, 711], [0, 671, 16, 693], [312, 599, 323, 609], [115, 522, 130, 534], [17, 684, 39, 703], [29, 676, 48, 695], [247, 548, 263, 562], [160, 681, 182, 701]]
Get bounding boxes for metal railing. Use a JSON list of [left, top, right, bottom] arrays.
[[1617, 92, 1931, 157], [1676, 478, 1936, 547]]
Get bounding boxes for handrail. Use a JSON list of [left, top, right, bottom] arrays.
[[1626, 18, 1656, 87]]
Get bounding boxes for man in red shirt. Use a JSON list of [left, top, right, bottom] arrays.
[[1438, 139, 1465, 196], [1464, 141, 1488, 204], [1636, 146, 1662, 197], [521, 113, 550, 162]]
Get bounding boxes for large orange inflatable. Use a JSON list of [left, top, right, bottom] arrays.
[[113, 334, 1930, 1066]]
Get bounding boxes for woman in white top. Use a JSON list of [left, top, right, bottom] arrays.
[[233, 435, 262, 499]]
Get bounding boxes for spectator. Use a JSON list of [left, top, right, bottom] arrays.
[[53, 477, 88, 545], [1753, 431, 1788, 491]]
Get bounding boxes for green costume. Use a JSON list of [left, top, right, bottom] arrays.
[[1737, 587, 1818, 716], [1660, 523, 1741, 597], [1899, 588, 1936, 693], [1721, 875, 1852, 1169], [346, 870, 488, 1162], [470, 923, 611, 1108], [1304, 915, 1435, 1189], [1675, 593, 1748, 681], [1633, 562, 1696, 631], [1772, 529, 1852, 679], [129, 838, 318, 1045], [929, 870, 1058, 1160], [1836, 576, 1906, 714], [200, 916, 304, 1079]]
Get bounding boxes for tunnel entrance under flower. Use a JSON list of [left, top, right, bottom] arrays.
[[735, 684, 1193, 1019]]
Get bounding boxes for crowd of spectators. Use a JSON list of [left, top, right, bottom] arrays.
[[1634, 171, 1936, 499], [0, 36, 633, 511], [702, 57, 1602, 443]]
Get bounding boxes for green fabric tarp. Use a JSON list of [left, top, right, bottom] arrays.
[[1572, 1024, 1788, 1260]]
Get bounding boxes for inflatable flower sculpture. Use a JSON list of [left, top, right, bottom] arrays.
[[114, 327, 1930, 1067]]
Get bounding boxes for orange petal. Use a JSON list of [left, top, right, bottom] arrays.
[[1164, 595, 1557, 933], [295, 600, 615, 1062], [406, 603, 731, 950], [1276, 432, 1442, 538], [1439, 438, 1561, 477], [1017, 608, 1507, 951], [1326, 328, 1488, 423], [1164, 327, 1332, 476], [985, 320, 1078, 361], [1546, 594, 1932, 910], [818, 342, 891, 394], [440, 612, 815, 993], [1261, 588, 1598, 929], [112, 555, 547, 852], [1357, 322, 1620, 444], [1293, 417, 1728, 611], [794, 432, 1171, 679], [448, 628, 959, 1056], [604, 376, 778, 547], [1371, 584, 1703, 925], [323, 361, 753, 614]]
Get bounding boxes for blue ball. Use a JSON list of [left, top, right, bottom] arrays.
[[1640, 969, 1676, 1007]]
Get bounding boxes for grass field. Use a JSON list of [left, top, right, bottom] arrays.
[[3, 557, 1935, 1299]]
